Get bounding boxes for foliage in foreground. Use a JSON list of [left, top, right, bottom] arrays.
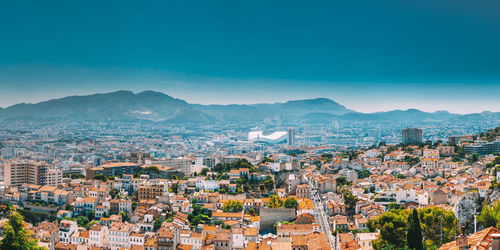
[[0, 209, 44, 250], [368, 207, 460, 249], [478, 200, 500, 229]]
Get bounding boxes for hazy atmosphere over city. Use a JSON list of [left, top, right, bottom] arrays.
[[0, 1, 500, 250]]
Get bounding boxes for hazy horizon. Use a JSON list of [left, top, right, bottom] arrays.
[[0, 87, 499, 115]]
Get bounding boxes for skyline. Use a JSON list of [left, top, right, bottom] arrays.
[[1, 0, 500, 113], [0, 85, 499, 115]]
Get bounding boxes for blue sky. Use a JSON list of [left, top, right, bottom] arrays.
[[1, 0, 499, 113]]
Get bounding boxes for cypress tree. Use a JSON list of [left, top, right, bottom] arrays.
[[407, 208, 423, 250]]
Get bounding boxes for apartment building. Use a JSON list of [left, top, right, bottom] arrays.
[[149, 158, 194, 176], [89, 224, 108, 247], [86, 162, 140, 180], [109, 198, 133, 214], [138, 182, 166, 200], [296, 184, 310, 198], [4, 160, 62, 187], [59, 220, 78, 244], [108, 222, 131, 250]]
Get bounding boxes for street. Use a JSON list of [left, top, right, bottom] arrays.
[[307, 177, 336, 249]]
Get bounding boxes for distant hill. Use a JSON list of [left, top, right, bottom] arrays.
[[0, 90, 499, 124], [195, 97, 353, 122], [0, 90, 196, 122]]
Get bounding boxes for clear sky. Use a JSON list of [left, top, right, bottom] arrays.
[[1, 0, 499, 113]]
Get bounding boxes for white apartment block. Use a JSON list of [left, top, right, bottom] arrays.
[[108, 222, 131, 250], [59, 220, 78, 244], [89, 224, 108, 247]]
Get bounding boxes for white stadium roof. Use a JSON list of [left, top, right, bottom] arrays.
[[248, 131, 288, 143]]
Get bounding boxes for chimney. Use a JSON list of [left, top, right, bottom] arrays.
[[456, 234, 468, 250], [492, 234, 500, 250], [457, 226, 468, 250]]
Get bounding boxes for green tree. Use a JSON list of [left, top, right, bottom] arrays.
[[118, 211, 129, 222], [94, 174, 107, 181], [85, 220, 97, 230], [368, 209, 408, 249], [469, 153, 479, 163], [283, 197, 299, 209], [77, 216, 89, 227], [147, 165, 160, 172], [407, 209, 423, 250], [0, 210, 42, 250], [153, 218, 163, 231], [343, 191, 358, 216], [336, 177, 348, 186], [263, 178, 275, 191], [267, 195, 284, 208], [369, 207, 460, 250], [87, 211, 95, 221], [200, 168, 209, 176], [357, 169, 371, 179], [222, 200, 243, 213], [478, 200, 500, 228], [419, 207, 460, 249], [387, 203, 401, 210], [188, 204, 211, 228], [169, 182, 179, 194], [258, 157, 274, 165], [70, 173, 85, 179]]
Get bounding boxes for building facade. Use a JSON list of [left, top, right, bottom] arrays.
[[402, 128, 423, 145]]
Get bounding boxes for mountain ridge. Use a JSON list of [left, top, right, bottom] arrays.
[[0, 90, 498, 123]]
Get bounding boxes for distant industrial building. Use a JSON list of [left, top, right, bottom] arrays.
[[248, 131, 288, 144], [402, 128, 422, 145], [464, 140, 500, 155]]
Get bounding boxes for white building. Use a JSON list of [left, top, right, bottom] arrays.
[[231, 228, 244, 249], [130, 232, 145, 246], [89, 224, 108, 247], [248, 131, 288, 144], [356, 232, 380, 250], [108, 222, 131, 250], [59, 220, 78, 243]]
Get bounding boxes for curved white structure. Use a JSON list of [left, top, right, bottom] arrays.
[[248, 131, 288, 144]]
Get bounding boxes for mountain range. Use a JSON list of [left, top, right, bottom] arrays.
[[0, 90, 499, 123]]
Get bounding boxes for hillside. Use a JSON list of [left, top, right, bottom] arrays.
[[0, 90, 499, 124]]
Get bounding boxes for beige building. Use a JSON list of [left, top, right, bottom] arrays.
[[138, 182, 166, 200], [276, 223, 320, 237], [4, 160, 62, 187], [356, 232, 380, 250], [296, 184, 310, 198]]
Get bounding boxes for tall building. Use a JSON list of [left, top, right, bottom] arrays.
[[4, 160, 62, 187], [287, 128, 295, 146], [402, 128, 423, 145]]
